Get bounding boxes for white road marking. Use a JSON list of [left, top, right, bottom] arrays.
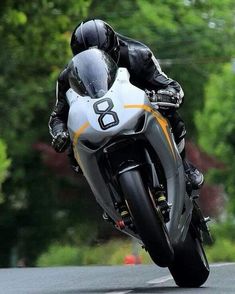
[[105, 263, 235, 294], [147, 274, 173, 284], [105, 274, 173, 293], [105, 291, 133, 294]]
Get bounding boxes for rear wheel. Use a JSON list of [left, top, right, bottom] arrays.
[[169, 226, 210, 287], [119, 169, 174, 267]]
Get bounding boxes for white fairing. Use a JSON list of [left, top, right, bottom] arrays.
[[66, 68, 148, 144]]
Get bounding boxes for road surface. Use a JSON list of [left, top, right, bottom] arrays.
[[0, 263, 234, 294]]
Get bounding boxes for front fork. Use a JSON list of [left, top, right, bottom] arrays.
[[103, 138, 172, 231]]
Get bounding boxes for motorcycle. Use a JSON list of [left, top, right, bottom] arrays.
[[66, 48, 211, 287]]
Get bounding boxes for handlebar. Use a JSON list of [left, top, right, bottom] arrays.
[[151, 101, 180, 109], [146, 91, 180, 109]]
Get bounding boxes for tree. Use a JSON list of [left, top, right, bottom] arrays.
[[89, 0, 235, 135], [195, 63, 235, 213], [0, 0, 92, 266]]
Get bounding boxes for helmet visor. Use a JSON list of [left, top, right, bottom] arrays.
[[68, 49, 118, 99]]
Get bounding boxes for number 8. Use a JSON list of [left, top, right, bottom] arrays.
[[93, 98, 119, 130]]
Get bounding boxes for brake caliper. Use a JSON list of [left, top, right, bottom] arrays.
[[156, 192, 171, 223]]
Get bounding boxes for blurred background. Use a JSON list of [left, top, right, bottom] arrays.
[[0, 0, 235, 267]]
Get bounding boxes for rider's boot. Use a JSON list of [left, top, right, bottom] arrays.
[[178, 140, 204, 189], [183, 158, 204, 189], [165, 111, 204, 190]]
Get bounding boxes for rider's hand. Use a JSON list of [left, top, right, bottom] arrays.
[[156, 88, 181, 105], [52, 131, 70, 153]]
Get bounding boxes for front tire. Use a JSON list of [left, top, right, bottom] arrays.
[[119, 169, 174, 267], [169, 227, 210, 287]]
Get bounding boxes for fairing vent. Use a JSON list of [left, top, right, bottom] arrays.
[[80, 140, 99, 150], [135, 114, 146, 133]]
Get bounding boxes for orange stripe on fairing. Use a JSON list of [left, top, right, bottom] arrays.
[[73, 121, 90, 146], [124, 104, 176, 159], [72, 122, 90, 165]]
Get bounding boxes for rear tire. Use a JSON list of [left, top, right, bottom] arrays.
[[119, 169, 174, 267], [169, 227, 210, 287]]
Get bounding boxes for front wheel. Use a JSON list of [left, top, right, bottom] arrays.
[[169, 226, 210, 287], [119, 169, 174, 267]]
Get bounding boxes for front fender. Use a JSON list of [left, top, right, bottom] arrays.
[[143, 114, 192, 245]]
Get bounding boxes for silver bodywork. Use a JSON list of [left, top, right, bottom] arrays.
[[66, 68, 193, 246]]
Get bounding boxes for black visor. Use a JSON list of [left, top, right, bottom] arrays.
[[68, 49, 118, 99]]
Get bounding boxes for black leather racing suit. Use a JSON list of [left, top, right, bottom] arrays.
[[49, 33, 186, 157]]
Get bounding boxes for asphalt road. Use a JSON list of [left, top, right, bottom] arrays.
[[0, 263, 234, 294]]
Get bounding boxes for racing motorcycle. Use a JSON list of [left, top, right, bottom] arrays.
[[66, 48, 211, 287]]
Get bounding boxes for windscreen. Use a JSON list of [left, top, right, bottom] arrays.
[[68, 48, 118, 99]]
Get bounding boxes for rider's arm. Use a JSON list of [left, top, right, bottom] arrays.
[[140, 49, 184, 106], [48, 68, 70, 138]]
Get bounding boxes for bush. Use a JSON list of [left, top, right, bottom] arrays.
[[204, 220, 235, 263], [37, 245, 82, 266], [37, 220, 235, 266], [210, 220, 235, 242], [206, 238, 235, 262], [36, 239, 152, 266]]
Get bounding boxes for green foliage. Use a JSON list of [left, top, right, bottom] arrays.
[[37, 239, 152, 266], [89, 0, 235, 135], [0, 139, 11, 187], [210, 220, 235, 242], [196, 64, 235, 160], [195, 64, 235, 212], [37, 244, 81, 266], [0, 139, 11, 203], [205, 220, 235, 262], [0, 0, 92, 266], [206, 238, 235, 263], [37, 235, 235, 266], [194, 219, 235, 263], [0, 1, 89, 155]]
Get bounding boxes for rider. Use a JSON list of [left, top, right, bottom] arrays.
[[48, 19, 203, 189]]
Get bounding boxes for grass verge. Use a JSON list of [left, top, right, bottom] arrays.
[[37, 228, 235, 266]]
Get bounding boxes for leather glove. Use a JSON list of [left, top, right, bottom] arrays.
[[52, 131, 70, 153], [156, 88, 181, 105]]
